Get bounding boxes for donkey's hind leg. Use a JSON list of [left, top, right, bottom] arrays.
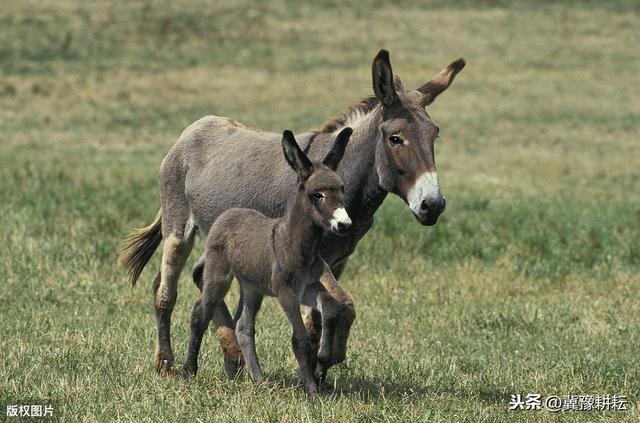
[[154, 228, 195, 375], [192, 253, 244, 377], [213, 300, 244, 378], [154, 148, 199, 375]]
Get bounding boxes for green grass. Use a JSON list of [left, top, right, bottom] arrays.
[[1, 1, 639, 421]]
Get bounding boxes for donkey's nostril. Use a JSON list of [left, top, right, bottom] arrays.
[[337, 221, 349, 232], [420, 200, 429, 212]]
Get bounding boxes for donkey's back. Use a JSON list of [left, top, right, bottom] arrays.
[[162, 115, 307, 234]]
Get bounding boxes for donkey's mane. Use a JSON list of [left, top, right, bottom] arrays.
[[318, 96, 379, 133]]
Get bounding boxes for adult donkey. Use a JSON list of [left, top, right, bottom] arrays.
[[121, 50, 465, 377]]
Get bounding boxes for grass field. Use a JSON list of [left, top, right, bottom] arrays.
[[1, 1, 639, 421]]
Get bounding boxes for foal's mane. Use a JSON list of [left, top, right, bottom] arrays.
[[318, 96, 379, 134]]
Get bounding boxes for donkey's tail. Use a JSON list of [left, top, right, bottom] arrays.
[[119, 209, 162, 287]]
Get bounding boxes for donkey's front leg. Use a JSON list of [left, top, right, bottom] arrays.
[[278, 288, 318, 395]]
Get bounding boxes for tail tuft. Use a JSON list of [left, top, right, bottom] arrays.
[[119, 210, 162, 287]]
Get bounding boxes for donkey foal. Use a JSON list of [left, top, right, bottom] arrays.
[[183, 128, 353, 395]]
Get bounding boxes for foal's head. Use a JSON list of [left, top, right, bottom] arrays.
[[282, 128, 353, 235]]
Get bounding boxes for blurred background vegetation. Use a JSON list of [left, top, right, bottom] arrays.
[[1, 1, 639, 421]]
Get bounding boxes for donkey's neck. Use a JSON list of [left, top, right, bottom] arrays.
[[338, 108, 388, 221], [278, 192, 324, 266]]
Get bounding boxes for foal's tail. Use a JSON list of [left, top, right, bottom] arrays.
[[119, 209, 162, 287]]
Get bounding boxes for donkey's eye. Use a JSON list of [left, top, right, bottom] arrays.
[[312, 192, 324, 201], [388, 135, 404, 146]]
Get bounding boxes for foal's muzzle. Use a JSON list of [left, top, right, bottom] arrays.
[[413, 196, 446, 226]]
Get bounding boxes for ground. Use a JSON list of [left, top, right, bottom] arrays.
[[1, 1, 639, 421]]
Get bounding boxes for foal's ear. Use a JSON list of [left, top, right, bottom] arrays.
[[417, 57, 466, 107], [322, 127, 352, 171], [372, 49, 397, 106], [282, 130, 314, 181]]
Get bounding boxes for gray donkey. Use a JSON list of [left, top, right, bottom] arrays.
[[120, 49, 465, 379], [182, 128, 353, 395]]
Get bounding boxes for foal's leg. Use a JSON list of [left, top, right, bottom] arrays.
[[183, 254, 232, 376], [278, 287, 318, 395], [302, 282, 341, 385], [325, 260, 356, 367], [192, 254, 244, 377], [303, 262, 356, 379], [234, 286, 265, 382]]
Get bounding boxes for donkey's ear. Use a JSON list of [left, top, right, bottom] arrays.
[[322, 127, 352, 171], [393, 75, 405, 93], [417, 57, 465, 107], [282, 130, 314, 181], [372, 49, 397, 106]]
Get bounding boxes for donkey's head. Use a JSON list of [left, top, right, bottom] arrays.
[[371, 49, 465, 226], [282, 128, 353, 235]]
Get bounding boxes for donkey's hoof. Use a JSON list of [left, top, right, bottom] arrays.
[[305, 384, 319, 397], [180, 365, 197, 381], [155, 356, 175, 376], [318, 379, 334, 393], [314, 363, 328, 385], [224, 355, 244, 379], [302, 379, 319, 396]]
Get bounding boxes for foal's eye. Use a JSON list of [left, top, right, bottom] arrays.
[[312, 192, 324, 201], [388, 135, 404, 146]]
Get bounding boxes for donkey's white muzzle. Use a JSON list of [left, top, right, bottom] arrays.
[[407, 171, 446, 226]]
